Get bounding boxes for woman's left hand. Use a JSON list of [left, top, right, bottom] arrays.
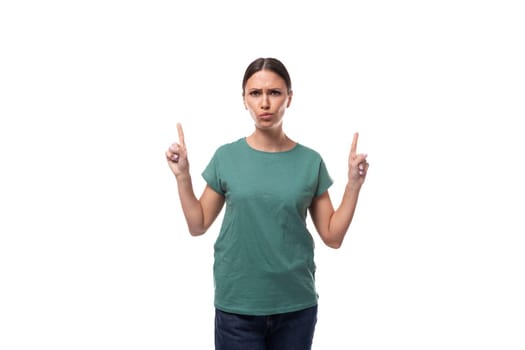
[[348, 132, 369, 186]]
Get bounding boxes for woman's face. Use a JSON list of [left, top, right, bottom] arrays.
[[243, 70, 292, 130]]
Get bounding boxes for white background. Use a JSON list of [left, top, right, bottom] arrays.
[[1, 0, 524, 349]]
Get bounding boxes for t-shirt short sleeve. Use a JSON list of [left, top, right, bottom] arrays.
[[315, 158, 333, 197], [202, 149, 225, 195]]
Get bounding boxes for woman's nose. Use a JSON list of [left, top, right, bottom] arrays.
[[260, 93, 270, 109]]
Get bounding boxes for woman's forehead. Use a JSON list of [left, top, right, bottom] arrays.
[[246, 70, 286, 88]]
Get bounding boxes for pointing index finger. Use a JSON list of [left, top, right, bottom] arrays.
[[177, 123, 185, 147], [351, 132, 359, 155]]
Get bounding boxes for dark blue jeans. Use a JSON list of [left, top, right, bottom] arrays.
[[215, 305, 318, 350]]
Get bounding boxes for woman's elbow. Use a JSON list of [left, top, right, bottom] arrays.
[[321, 234, 343, 249], [187, 224, 207, 236], [325, 240, 343, 249], [189, 229, 206, 237]]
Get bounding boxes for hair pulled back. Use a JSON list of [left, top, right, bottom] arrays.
[[242, 57, 292, 95]]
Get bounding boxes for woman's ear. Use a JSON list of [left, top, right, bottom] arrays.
[[242, 93, 247, 109], [286, 90, 293, 108]]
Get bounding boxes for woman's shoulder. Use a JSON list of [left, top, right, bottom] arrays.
[[211, 138, 246, 156], [216, 138, 244, 150], [295, 142, 323, 159]]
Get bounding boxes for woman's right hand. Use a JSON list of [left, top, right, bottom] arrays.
[[166, 123, 190, 178]]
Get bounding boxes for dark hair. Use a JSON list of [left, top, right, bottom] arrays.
[[242, 57, 292, 95]]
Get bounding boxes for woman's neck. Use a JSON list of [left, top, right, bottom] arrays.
[[246, 128, 295, 152]]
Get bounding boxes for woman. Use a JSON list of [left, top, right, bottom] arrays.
[[166, 57, 369, 349]]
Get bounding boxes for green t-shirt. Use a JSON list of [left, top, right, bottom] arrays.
[[202, 138, 333, 315]]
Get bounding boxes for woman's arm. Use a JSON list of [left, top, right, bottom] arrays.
[[175, 176, 225, 236], [309, 185, 361, 249], [166, 123, 225, 236], [309, 132, 369, 248]]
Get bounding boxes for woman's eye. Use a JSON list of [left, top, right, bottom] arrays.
[[270, 90, 281, 96], [249, 91, 261, 96]]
